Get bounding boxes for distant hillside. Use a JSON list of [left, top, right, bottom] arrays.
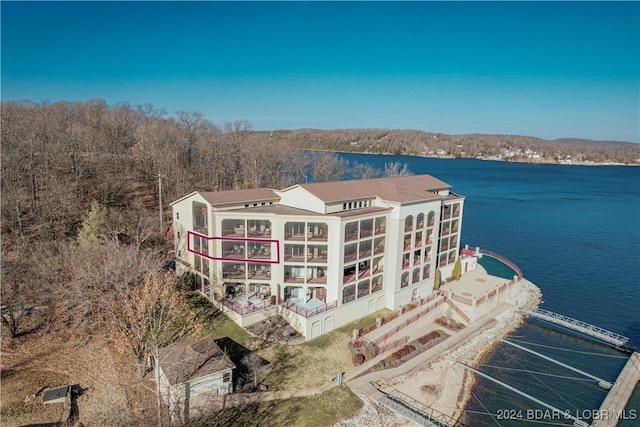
[[249, 129, 640, 164]]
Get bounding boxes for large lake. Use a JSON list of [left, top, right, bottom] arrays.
[[336, 153, 640, 425]]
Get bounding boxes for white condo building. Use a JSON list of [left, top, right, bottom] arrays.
[[171, 174, 465, 339]]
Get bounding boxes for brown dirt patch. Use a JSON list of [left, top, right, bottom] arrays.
[[1, 329, 153, 426]]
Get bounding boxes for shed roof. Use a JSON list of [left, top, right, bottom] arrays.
[[159, 337, 235, 386]]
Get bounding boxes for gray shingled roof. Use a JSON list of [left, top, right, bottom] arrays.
[[159, 337, 235, 386]]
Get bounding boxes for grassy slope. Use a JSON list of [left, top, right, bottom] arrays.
[[184, 293, 392, 425]]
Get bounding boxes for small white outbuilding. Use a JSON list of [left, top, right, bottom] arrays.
[[157, 337, 235, 421]]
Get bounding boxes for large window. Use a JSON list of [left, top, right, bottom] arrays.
[[371, 276, 383, 293], [404, 215, 414, 232], [342, 284, 356, 304], [308, 222, 328, 241], [222, 263, 245, 279], [357, 280, 370, 298], [308, 245, 328, 263], [423, 264, 431, 280], [345, 222, 358, 242], [359, 240, 372, 258], [284, 244, 306, 262], [247, 219, 271, 238], [401, 272, 409, 288], [360, 219, 373, 238], [285, 222, 306, 240], [343, 264, 356, 284], [344, 243, 357, 263], [412, 268, 420, 284], [192, 202, 208, 233], [427, 211, 435, 227], [222, 219, 245, 237]]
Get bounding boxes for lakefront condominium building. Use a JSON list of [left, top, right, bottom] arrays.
[[171, 174, 465, 339]]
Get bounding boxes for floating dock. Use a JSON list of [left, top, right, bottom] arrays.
[[592, 351, 640, 427]]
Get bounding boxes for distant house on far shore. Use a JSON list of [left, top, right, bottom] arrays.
[[157, 337, 235, 422]]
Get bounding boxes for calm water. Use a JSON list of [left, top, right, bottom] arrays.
[[337, 153, 640, 426]]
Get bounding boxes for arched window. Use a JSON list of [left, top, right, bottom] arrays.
[[427, 211, 435, 227], [401, 272, 409, 288], [412, 268, 420, 284], [423, 264, 431, 279], [404, 215, 414, 232], [417, 213, 424, 229]]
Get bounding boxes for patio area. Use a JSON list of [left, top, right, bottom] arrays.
[[440, 264, 515, 305], [218, 283, 275, 315]]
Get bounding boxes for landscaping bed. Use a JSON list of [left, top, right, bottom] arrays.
[[368, 330, 449, 373]]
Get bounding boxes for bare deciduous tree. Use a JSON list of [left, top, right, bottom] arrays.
[[384, 161, 413, 177], [241, 352, 266, 389], [1, 282, 31, 339]]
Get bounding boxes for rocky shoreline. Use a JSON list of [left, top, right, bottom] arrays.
[[338, 278, 542, 426]]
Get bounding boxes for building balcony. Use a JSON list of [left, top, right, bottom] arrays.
[[222, 270, 246, 280], [284, 254, 306, 262], [214, 292, 275, 317], [307, 254, 328, 263], [284, 274, 305, 284], [247, 229, 272, 238], [246, 250, 271, 260], [247, 270, 271, 280], [308, 233, 328, 242], [281, 299, 337, 318], [306, 276, 327, 285], [222, 228, 245, 237], [284, 232, 306, 241]]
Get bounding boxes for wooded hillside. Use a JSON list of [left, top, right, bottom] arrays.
[[249, 128, 640, 163]]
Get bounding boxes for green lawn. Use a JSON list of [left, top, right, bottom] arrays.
[[187, 386, 364, 427], [187, 293, 391, 390], [177, 294, 394, 426]]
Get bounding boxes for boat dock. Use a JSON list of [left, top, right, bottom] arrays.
[[523, 308, 635, 351], [592, 351, 640, 427]]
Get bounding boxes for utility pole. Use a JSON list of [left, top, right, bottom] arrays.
[[156, 173, 164, 234]]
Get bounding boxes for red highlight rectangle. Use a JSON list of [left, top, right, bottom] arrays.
[[187, 230, 281, 264]]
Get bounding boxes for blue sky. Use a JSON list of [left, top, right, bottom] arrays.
[[2, 1, 639, 142]]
